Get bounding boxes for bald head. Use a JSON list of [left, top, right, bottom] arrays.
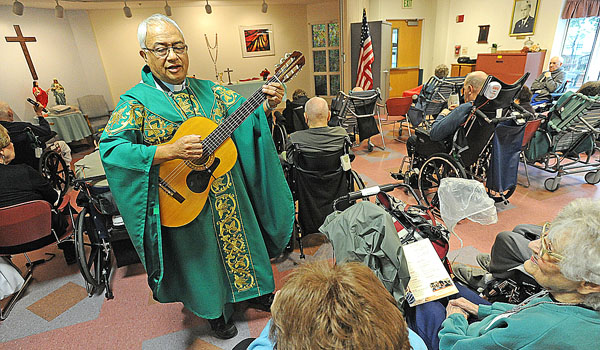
[[0, 102, 14, 122], [304, 97, 330, 127], [463, 71, 488, 102], [549, 56, 563, 72]]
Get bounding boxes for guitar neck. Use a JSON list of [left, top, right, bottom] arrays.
[[202, 77, 278, 155]]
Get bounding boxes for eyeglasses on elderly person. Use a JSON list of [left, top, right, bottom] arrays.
[[143, 44, 188, 59]]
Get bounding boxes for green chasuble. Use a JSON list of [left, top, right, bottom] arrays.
[[99, 66, 294, 319]]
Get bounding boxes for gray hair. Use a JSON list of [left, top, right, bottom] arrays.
[[137, 14, 184, 49], [434, 64, 449, 79], [0, 102, 11, 120], [549, 198, 600, 310], [464, 71, 487, 92]]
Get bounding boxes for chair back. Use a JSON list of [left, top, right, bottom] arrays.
[[0, 200, 52, 254], [289, 145, 350, 234], [77, 95, 111, 133], [522, 118, 542, 148], [346, 89, 380, 118], [547, 92, 600, 133], [386, 97, 412, 119]]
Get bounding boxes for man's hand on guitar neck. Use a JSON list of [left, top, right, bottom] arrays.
[[153, 134, 203, 165], [262, 82, 284, 114]]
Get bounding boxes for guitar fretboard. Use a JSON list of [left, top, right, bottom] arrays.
[[202, 76, 279, 156]]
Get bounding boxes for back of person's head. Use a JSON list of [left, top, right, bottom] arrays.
[[304, 97, 330, 127], [0, 102, 12, 122], [270, 261, 411, 350], [464, 71, 488, 94], [434, 64, 449, 79], [352, 86, 364, 92], [0, 124, 10, 149], [292, 89, 307, 101], [576, 81, 600, 96], [518, 85, 533, 103]]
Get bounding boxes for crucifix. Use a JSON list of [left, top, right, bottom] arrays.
[[224, 68, 233, 85], [5, 25, 38, 80]]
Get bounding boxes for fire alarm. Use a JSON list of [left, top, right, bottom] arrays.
[[456, 15, 464, 23], [455, 45, 461, 56]]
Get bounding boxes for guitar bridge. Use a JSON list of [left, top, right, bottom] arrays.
[[159, 177, 185, 203]]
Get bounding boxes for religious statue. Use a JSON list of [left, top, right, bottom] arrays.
[[32, 80, 48, 108], [49, 78, 66, 105]]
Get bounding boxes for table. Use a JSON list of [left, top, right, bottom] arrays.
[[450, 63, 476, 77], [46, 108, 92, 143], [226, 80, 287, 101]]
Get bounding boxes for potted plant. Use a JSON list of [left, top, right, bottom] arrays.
[[491, 43, 498, 54]]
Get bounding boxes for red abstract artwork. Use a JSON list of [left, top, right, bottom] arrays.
[[244, 29, 271, 52]]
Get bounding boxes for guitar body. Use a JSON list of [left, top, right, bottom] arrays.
[[158, 117, 238, 227]]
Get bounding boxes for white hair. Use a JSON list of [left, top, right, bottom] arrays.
[[137, 14, 184, 49], [549, 198, 600, 310], [0, 101, 11, 120]]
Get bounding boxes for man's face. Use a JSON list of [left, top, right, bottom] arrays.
[[140, 22, 189, 84], [520, 3, 531, 19], [549, 57, 562, 72], [0, 107, 14, 122]]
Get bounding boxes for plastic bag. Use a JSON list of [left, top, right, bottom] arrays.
[[438, 178, 497, 232], [0, 257, 24, 300]]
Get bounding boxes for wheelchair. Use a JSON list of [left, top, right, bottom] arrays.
[[283, 137, 365, 258], [523, 91, 600, 191], [69, 150, 139, 299], [394, 74, 531, 210]]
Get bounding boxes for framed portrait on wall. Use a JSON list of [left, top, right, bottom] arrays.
[[239, 24, 275, 58], [509, 0, 540, 36]]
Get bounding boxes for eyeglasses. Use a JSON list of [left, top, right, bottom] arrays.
[[143, 44, 188, 59], [540, 222, 565, 261]]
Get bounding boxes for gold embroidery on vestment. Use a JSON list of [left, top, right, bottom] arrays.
[[211, 173, 255, 292], [104, 102, 145, 136]]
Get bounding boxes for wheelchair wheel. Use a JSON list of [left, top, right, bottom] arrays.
[[74, 207, 113, 297], [39, 149, 70, 199], [585, 171, 600, 185], [418, 153, 466, 209], [272, 123, 288, 154]]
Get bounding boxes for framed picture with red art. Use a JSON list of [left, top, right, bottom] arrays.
[[239, 24, 275, 58]]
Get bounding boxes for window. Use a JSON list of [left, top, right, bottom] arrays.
[[311, 22, 340, 96], [391, 28, 399, 68], [559, 17, 600, 89]]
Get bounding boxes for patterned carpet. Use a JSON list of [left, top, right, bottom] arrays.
[[1, 124, 598, 349]]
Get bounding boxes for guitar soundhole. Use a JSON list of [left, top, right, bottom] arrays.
[[186, 157, 221, 193]]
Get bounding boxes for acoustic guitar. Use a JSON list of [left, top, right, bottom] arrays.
[[158, 51, 305, 227]]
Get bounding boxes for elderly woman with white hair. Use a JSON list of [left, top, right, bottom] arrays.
[[438, 198, 600, 349]]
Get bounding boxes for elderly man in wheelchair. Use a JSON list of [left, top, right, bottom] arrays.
[[282, 96, 363, 257], [396, 71, 532, 209]]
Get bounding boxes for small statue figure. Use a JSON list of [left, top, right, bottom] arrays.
[[260, 68, 270, 81], [32, 80, 48, 108], [49, 78, 66, 105]]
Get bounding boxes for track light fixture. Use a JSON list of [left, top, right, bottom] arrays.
[[123, 1, 132, 18], [164, 0, 172, 16], [55, 0, 64, 18], [261, 0, 268, 14], [12, 0, 24, 16], [205, 0, 212, 14]]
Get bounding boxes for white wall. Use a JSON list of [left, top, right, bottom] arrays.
[[439, 0, 565, 69], [87, 4, 312, 106], [0, 6, 111, 122]]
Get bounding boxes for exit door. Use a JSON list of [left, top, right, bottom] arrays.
[[388, 19, 422, 98]]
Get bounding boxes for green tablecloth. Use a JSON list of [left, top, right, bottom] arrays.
[[46, 110, 92, 143], [226, 80, 265, 99]]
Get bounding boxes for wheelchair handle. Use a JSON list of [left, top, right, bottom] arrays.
[[333, 182, 419, 211]]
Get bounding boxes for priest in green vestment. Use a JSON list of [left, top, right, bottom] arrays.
[[99, 14, 294, 339]]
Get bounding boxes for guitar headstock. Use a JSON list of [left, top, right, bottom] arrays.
[[273, 51, 305, 84]]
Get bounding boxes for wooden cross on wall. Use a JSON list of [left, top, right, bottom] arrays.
[[5, 25, 38, 80]]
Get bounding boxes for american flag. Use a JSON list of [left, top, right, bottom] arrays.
[[356, 9, 374, 90]]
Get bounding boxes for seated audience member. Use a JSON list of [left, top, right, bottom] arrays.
[[406, 71, 487, 157], [285, 96, 351, 158], [0, 124, 75, 265], [576, 80, 600, 96], [0, 101, 54, 169], [245, 261, 426, 350], [515, 85, 535, 115], [434, 64, 449, 79], [531, 56, 566, 102], [281, 88, 309, 133], [417, 198, 600, 350]]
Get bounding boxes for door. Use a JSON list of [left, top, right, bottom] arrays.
[[388, 19, 422, 98]]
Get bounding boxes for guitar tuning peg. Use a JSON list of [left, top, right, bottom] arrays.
[[280, 58, 284, 64], [285, 53, 290, 58]]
